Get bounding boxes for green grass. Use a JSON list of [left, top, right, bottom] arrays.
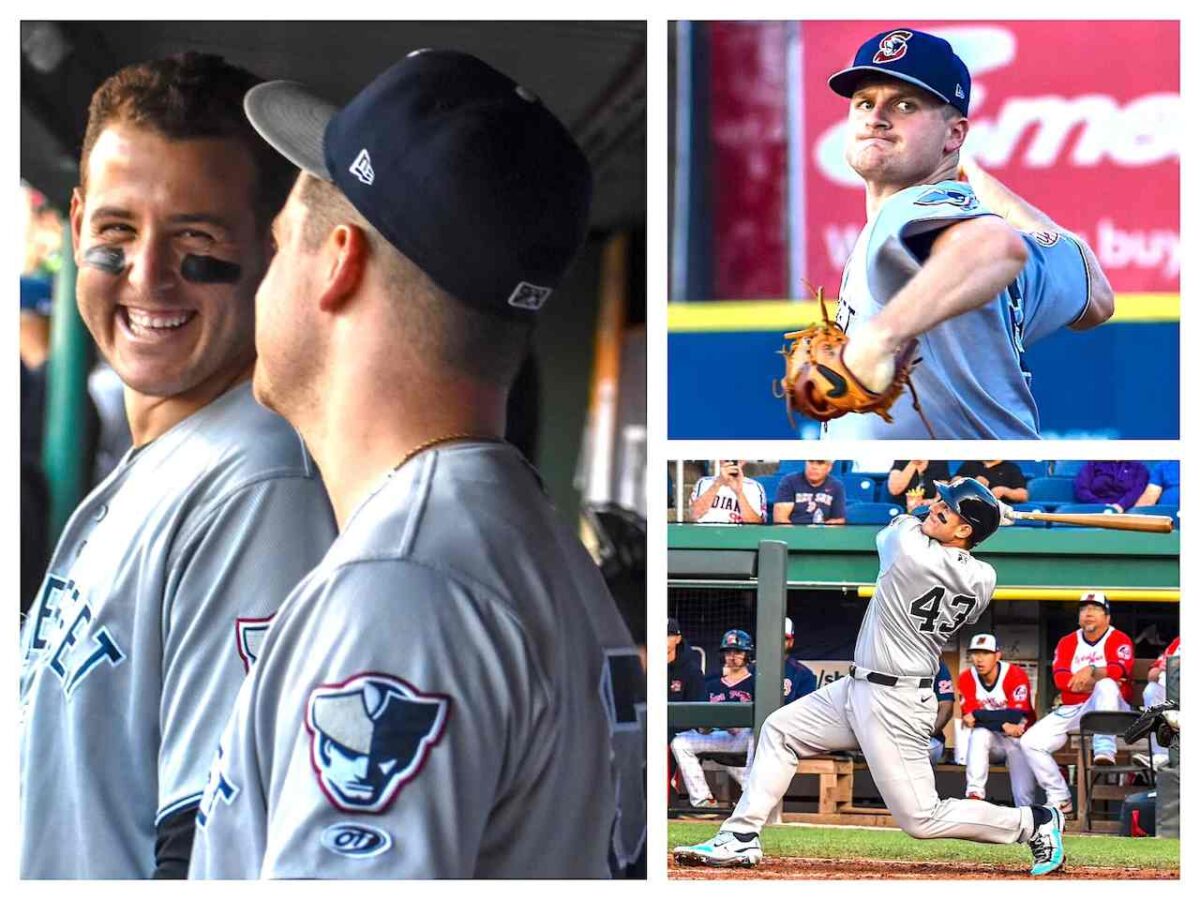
[[669, 822, 1180, 870]]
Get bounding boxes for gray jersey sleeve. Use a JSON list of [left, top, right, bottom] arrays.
[[1015, 230, 1091, 346], [196, 560, 550, 878], [157, 476, 334, 822]]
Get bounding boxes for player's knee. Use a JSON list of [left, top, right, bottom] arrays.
[[894, 808, 939, 840], [1020, 729, 1046, 754], [1093, 677, 1120, 704]]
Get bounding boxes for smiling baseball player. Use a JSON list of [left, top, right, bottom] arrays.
[[674, 478, 1066, 876], [794, 27, 1114, 439], [188, 50, 645, 878], [18, 54, 337, 879]]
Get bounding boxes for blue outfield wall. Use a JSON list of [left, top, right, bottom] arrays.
[[668, 321, 1179, 439]]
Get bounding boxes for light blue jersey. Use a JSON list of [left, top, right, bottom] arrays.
[[825, 180, 1090, 439]]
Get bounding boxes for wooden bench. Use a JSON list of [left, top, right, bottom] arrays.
[[795, 756, 854, 814]]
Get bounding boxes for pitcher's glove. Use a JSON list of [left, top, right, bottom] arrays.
[[772, 288, 931, 434]]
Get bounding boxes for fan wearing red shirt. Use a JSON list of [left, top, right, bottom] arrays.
[[1142, 635, 1179, 765], [1020, 592, 1133, 813], [958, 634, 1037, 805]]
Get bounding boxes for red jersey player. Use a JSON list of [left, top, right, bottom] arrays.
[[959, 633, 1036, 805]]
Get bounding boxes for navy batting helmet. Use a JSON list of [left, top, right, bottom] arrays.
[[720, 629, 754, 653], [934, 477, 1000, 546]]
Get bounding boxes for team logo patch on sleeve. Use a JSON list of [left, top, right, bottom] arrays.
[[915, 186, 979, 210], [1030, 229, 1061, 247], [235, 613, 275, 674], [1014, 684, 1029, 703], [306, 673, 450, 813]]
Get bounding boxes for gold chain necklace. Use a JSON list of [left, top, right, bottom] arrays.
[[393, 433, 504, 472]]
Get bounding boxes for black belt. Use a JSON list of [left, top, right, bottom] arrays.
[[849, 664, 932, 689]]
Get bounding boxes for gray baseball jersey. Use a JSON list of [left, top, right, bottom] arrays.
[[19, 382, 337, 878], [190, 442, 646, 879], [854, 515, 994, 677], [825, 179, 1090, 439]]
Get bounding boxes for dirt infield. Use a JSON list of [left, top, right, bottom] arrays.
[[669, 856, 1179, 880]]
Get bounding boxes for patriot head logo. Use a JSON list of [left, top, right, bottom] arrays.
[[915, 186, 979, 210], [1014, 684, 1029, 703], [873, 30, 914, 64], [306, 673, 450, 813]]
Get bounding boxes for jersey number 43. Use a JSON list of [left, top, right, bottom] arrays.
[[908, 587, 975, 637]]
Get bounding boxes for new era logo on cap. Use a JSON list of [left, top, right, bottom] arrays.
[[349, 148, 375, 185]]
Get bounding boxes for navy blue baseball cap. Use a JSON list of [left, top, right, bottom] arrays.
[[244, 49, 593, 317], [829, 28, 971, 116]]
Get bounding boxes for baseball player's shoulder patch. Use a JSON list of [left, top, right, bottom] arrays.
[[913, 184, 978, 211], [235, 613, 275, 674], [305, 672, 451, 814], [1029, 228, 1061, 247], [320, 822, 393, 859]]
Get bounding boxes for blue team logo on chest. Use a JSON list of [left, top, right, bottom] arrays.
[[306, 673, 450, 813], [24, 574, 125, 697], [915, 186, 978, 210]]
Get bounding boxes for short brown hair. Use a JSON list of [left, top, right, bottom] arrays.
[[79, 52, 295, 226], [297, 175, 532, 385]]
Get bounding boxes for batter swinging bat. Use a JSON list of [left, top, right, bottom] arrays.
[[1008, 510, 1173, 533]]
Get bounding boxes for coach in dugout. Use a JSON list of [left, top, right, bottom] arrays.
[[18, 54, 336, 878]]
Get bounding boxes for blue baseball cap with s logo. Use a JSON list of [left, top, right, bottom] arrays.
[[829, 28, 971, 116]]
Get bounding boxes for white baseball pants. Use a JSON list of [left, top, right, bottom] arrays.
[[723, 675, 1034, 843], [963, 727, 1037, 806], [671, 728, 752, 804], [1019, 678, 1130, 805]]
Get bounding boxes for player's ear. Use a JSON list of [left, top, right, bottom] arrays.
[[956, 522, 974, 543], [317, 223, 369, 313], [69, 187, 86, 267], [945, 115, 968, 155]]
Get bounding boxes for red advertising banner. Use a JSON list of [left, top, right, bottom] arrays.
[[801, 20, 1179, 297], [708, 21, 790, 298]]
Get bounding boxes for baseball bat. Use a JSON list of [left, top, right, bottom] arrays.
[[1009, 510, 1174, 533]]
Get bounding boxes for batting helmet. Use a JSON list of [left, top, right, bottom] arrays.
[[720, 629, 754, 654], [934, 477, 1000, 546]]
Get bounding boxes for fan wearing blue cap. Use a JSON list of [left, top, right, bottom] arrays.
[[188, 50, 644, 878], [817, 27, 1115, 439]]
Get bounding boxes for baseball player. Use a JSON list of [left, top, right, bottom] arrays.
[[1020, 592, 1134, 813], [959, 633, 1037, 805], [675, 478, 1067, 876], [819, 28, 1114, 438], [671, 630, 757, 809], [1142, 636, 1179, 766], [188, 51, 645, 878], [928, 658, 955, 763], [18, 54, 337, 879], [690, 460, 767, 523]]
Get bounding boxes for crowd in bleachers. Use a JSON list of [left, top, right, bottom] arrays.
[[673, 460, 1180, 529]]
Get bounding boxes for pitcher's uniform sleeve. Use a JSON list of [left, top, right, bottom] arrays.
[[1014, 231, 1090, 346]]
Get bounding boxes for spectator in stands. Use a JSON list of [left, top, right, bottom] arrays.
[[1073, 460, 1149, 513], [958, 633, 1037, 805], [670, 629, 756, 809], [1020, 591, 1134, 815], [1133, 461, 1180, 509], [668, 617, 705, 703], [1141, 635, 1179, 768], [954, 460, 1028, 503], [929, 659, 955, 763], [689, 460, 766, 524], [782, 617, 817, 703], [773, 460, 846, 525], [887, 460, 951, 511]]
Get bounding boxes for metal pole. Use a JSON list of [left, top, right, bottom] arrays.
[[754, 540, 788, 737], [41, 222, 90, 542]]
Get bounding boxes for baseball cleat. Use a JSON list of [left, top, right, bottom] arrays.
[[691, 797, 720, 809], [1028, 805, 1065, 877], [673, 831, 763, 868], [965, 792, 985, 801]]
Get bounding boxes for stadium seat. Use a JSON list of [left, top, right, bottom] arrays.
[[1028, 476, 1077, 503], [1050, 460, 1085, 478], [1130, 505, 1180, 528], [1051, 503, 1120, 524], [1009, 502, 1050, 527], [1019, 460, 1049, 479], [844, 476, 877, 504], [756, 474, 782, 504], [846, 502, 902, 525], [777, 460, 807, 475]]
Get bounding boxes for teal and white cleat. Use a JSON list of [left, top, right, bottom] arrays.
[[673, 831, 763, 868], [1028, 805, 1065, 876]]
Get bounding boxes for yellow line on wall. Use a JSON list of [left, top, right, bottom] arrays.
[[856, 586, 1179, 602], [669, 294, 1179, 332]]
